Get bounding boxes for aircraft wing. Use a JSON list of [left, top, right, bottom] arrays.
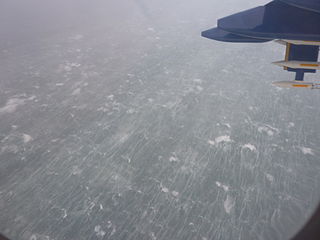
[[202, 0, 320, 82], [279, 0, 320, 13]]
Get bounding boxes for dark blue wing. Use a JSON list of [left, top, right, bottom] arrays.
[[277, 0, 320, 13], [202, 0, 320, 81], [201, 28, 270, 43], [217, 1, 320, 41]]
